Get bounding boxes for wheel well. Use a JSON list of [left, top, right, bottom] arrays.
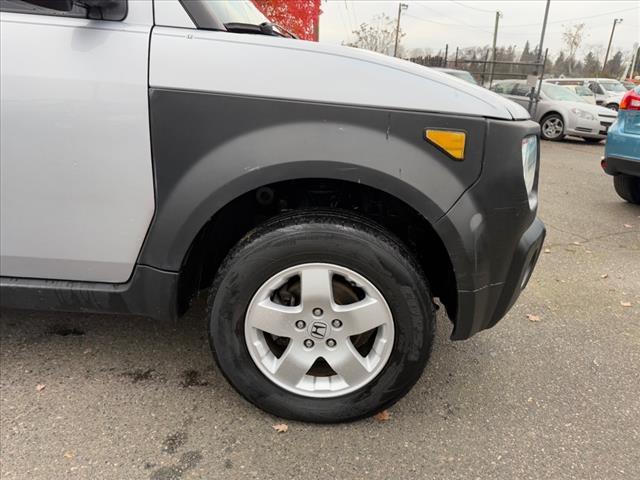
[[177, 179, 457, 322], [540, 111, 562, 122]]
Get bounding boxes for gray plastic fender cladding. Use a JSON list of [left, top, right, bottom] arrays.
[[140, 89, 487, 271]]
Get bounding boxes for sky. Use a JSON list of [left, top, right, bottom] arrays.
[[318, 0, 640, 59]]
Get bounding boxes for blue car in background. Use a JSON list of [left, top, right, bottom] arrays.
[[601, 85, 640, 204]]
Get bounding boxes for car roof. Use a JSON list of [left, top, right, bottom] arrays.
[[546, 78, 620, 83]]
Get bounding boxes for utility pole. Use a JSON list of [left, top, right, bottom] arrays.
[[602, 18, 623, 74], [393, 3, 408, 58], [488, 11, 502, 85], [529, 0, 551, 116], [536, 0, 551, 67]]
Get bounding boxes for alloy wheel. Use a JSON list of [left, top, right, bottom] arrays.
[[244, 263, 395, 398]]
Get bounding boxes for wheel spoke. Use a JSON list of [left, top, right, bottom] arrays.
[[273, 344, 315, 387], [326, 342, 371, 386], [335, 297, 388, 336], [300, 267, 334, 308], [250, 299, 301, 338]]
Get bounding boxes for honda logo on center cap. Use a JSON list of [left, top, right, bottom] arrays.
[[310, 321, 327, 339]]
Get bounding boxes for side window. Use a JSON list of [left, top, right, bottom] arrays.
[[0, 0, 126, 20], [492, 82, 513, 94], [511, 83, 532, 97], [588, 82, 604, 95]]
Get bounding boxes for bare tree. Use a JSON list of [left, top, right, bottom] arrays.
[[562, 23, 586, 74], [347, 14, 404, 56], [410, 47, 431, 58]]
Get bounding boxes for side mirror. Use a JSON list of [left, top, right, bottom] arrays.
[[22, 0, 127, 21], [78, 0, 127, 21], [22, 0, 73, 11]]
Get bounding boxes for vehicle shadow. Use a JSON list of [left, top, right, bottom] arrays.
[[557, 136, 604, 146], [0, 300, 494, 422]]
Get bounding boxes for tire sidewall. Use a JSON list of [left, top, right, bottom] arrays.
[[209, 218, 434, 422], [614, 175, 640, 204]]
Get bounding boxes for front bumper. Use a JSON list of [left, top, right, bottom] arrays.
[[434, 118, 546, 340], [566, 116, 613, 139], [453, 219, 545, 339]]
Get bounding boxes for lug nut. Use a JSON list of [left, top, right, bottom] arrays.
[[295, 320, 306, 329], [312, 308, 323, 317], [326, 338, 337, 348], [304, 339, 314, 348], [331, 319, 342, 328]]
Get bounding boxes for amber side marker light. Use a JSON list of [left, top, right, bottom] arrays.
[[424, 129, 466, 160]]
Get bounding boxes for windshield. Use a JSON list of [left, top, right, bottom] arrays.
[[541, 83, 585, 102], [203, 0, 269, 25], [600, 81, 627, 93], [574, 85, 593, 97], [449, 71, 478, 85]]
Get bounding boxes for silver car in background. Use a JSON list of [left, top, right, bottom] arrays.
[[491, 80, 617, 143], [545, 78, 627, 110], [563, 84, 597, 104]]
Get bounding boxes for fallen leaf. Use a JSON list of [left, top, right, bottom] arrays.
[[623, 224, 632, 228], [374, 410, 391, 422], [272, 423, 288, 433], [621, 301, 632, 307], [63, 451, 74, 459], [544, 248, 551, 254], [83, 349, 92, 355], [572, 241, 581, 246], [526, 314, 541, 322], [36, 384, 45, 392], [600, 274, 609, 279]]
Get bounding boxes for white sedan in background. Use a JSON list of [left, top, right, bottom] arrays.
[[491, 80, 617, 143]]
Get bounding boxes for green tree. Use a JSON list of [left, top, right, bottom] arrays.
[[603, 50, 624, 77], [581, 51, 601, 76], [520, 41, 532, 62], [553, 51, 568, 76]]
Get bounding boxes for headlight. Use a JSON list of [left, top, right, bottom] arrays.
[[521, 135, 538, 209], [570, 108, 595, 121]]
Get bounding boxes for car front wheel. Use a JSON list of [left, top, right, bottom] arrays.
[[540, 114, 565, 141], [208, 211, 435, 422]]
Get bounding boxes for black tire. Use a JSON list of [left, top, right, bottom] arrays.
[[540, 113, 565, 141], [613, 175, 640, 204], [208, 210, 436, 423], [583, 137, 603, 144], [605, 103, 619, 111]]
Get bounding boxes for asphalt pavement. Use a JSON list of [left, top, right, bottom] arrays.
[[1, 139, 639, 480]]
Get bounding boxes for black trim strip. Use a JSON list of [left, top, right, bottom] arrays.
[[0, 265, 179, 321], [178, 0, 225, 30]]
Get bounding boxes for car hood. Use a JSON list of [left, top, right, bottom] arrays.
[[603, 92, 625, 102], [324, 44, 531, 120], [151, 30, 530, 121], [560, 101, 618, 117]]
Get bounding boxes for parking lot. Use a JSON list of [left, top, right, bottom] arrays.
[[1, 139, 638, 480]]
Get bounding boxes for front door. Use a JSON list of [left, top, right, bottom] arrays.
[[0, 0, 155, 283]]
